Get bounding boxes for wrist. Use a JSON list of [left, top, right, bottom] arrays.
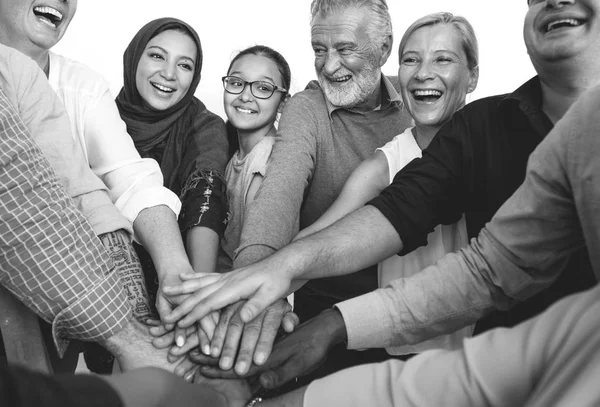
[[321, 307, 348, 346]]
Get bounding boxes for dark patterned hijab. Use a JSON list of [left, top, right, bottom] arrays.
[[115, 17, 205, 192]]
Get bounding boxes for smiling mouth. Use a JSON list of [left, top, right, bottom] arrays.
[[151, 82, 175, 93], [328, 75, 352, 84], [412, 89, 443, 103], [235, 107, 257, 114], [546, 18, 583, 32], [33, 6, 63, 29]]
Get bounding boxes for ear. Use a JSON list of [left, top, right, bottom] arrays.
[[378, 34, 394, 67], [277, 94, 290, 114], [467, 66, 479, 94]]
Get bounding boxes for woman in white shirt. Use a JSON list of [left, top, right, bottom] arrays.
[[295, 12, 480, 355]]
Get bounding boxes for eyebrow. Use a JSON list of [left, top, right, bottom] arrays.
[[147, 45, 196, 64], [401, 49, 461, 57], [229, 71, 278, 84]]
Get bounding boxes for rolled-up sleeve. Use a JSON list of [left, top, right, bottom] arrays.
[[0, 87, 130, 356], [179, 168, 228, 238], [84, 87, 181, 222]]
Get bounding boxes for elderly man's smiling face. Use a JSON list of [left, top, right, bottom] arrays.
[[0, 0, 77, 54], [311, 6, 388, 109]]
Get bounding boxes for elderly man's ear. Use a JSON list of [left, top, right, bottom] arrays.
[[377, 34, 394, 67]]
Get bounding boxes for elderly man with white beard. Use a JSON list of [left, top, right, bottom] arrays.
[[204, 0, 413, 382]]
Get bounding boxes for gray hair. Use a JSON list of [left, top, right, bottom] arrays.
[[310, 0, 393, 51], [398, 12, 479, 73]]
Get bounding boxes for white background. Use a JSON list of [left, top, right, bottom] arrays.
[[54, 0, 536, 120]]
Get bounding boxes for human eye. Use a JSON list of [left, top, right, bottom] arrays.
[[258, 82, 275, 93], [179, 62, 193, 71], [435, 56, 453, 64], [228, 77, 244, 88], [148, 52, 164, 60], [338, 47, 352, 56], [254, 81, 275, 97], [313, 47, 326, 57], [401, 56, 418, 65]]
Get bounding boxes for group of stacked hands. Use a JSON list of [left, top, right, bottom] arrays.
[[2, 0, 600, 406]]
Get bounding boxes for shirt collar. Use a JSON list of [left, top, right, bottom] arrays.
[[323, 74, 403, 117], [499, 76, 553, 135], [500, 76, 543, 115]]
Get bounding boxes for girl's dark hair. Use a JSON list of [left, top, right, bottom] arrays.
[[225, 45, 292, 158]]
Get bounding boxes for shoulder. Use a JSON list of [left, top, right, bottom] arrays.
[[192, 100, 226, 128], [436, 93, 509, 137], [0, 44, 40, 91], [49, 52, 109, 96], [280, 84, 328, 126], [248, 137, 276, 174]]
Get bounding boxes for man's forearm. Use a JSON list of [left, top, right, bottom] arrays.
[[283, 205, 402, 281]]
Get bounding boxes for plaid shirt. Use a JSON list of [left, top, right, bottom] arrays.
[[0, 86, 130, 355]]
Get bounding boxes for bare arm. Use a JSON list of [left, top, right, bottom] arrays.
[[186, 227, 220, 275], [294, 151, 389, 240]]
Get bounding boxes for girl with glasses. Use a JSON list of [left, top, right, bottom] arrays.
[[219, 45, 291, 271]]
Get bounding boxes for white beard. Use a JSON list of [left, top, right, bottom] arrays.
[[318, 61, 381, 108]]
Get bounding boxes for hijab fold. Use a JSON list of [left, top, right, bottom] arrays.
[[116, 17, 204, 191]]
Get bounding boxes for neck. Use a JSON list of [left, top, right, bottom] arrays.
[[237, 125, 276, 160], [537, 62, 600, 124], [412, 124, 439, 150]]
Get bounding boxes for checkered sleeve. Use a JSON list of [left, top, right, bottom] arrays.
[[0, 89, 131, 356]]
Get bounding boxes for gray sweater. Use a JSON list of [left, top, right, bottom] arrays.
[[235, 76, 412, 304]]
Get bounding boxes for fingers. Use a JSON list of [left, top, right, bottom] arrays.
[[174, 325, 187, 348], [237, 287, 281, 324], [152, 329, 176, 349], [232, 312, 265, 375], [259, 357, 306, 390], [169, 329, 200, 359], [198, 313, 217, 341], [196, 324, 212, 356], [183, 365, 200, 383], [163, 274, 222, 296], [148, 323, 170, 338], [163, 283, 224, 326], [252, 306, 284, 367], [155, 295, 175, 331], [214, 307, 245, 371], [189, 349, 220, 367], [180, 272, 221, 281], [282, 311, 300, 333], [173, 355, 195, 379]]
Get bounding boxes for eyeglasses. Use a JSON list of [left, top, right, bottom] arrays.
[[222, 76, 287, 99]]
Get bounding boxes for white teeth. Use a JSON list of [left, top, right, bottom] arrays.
[[330, 75, 351, 82], [152, 83, 175, 92], [33, 6, 63, 20], [235, 107, 256, 114], [413, 89, 442, 97], [547, 18, 581, 32]]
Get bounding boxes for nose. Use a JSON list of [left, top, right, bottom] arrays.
[[322, 51, 342, 75], [161, 63, 176, 81], [238, 82, 254, 102], [545, 0, 575, 8], [414, 62, 434, 82]]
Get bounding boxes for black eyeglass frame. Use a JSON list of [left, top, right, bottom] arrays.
[[221, 75, 288, 99]]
